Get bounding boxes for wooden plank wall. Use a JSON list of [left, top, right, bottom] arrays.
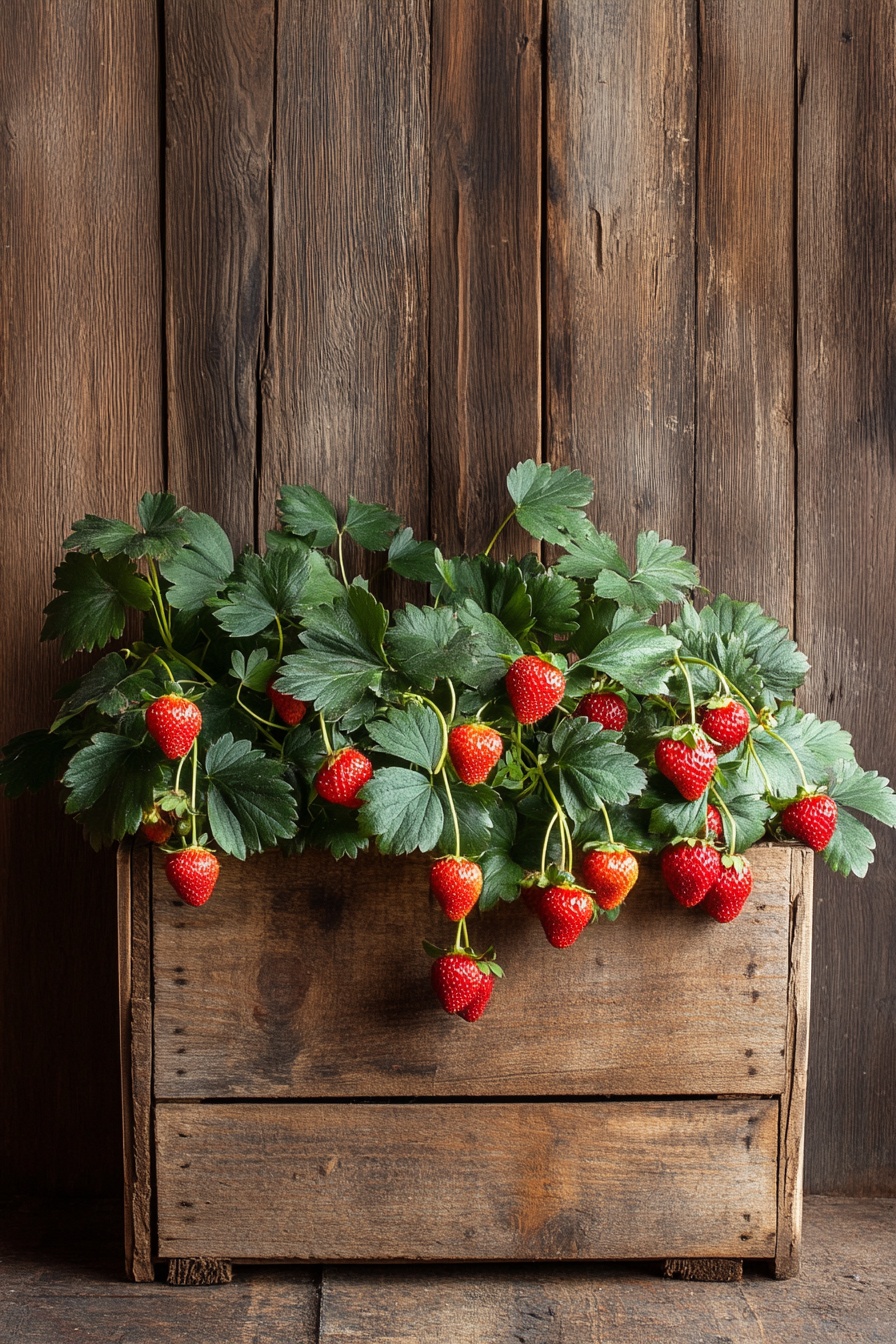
[[0, 0, 892, 1196]]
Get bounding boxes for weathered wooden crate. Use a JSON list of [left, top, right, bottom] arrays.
[[117, 841, 812, 1283]]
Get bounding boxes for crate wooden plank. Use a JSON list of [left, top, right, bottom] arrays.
[[152, 845, 793, 1099], [156, 1099, 779, 1262], [118, 844, 154, 1282]]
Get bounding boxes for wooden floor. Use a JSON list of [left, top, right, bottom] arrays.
[[0, 1197, 892, 1342]]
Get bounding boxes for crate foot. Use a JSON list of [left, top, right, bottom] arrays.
[[166, 1257, 233, 1286], [663, 1257, 743, 1282]]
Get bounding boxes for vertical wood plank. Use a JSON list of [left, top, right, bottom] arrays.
[[118, 844, 154, 1281], [776, 848, 813, 1277], [429, 0, 542, 557], [547, 0, 697, 558], [0, 1, 163, 1195], [262, 0, 430, 553], [694, 1, 795, 625], [798, 1, 896, 1196], [164, 0, 275, 551]]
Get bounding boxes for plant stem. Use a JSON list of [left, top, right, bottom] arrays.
[[483, 510, 514, 557], [150, 651, 177, 684], [337, 530, 349, 586], [746, 734, 774, 795], [318, 712, 333, 758], [599, 801, 615, 844], [443, 772, 462, 858], [146, 560, 174, 646], [712, 791, 738, 857], [446, 679, 457, 725], [540, 811, 558, 872], [673, 652, 697, 725], [174, 753, 187, 795], [235, 687, 285, 747], [762, 725, 810, 790], [274, 614, 284, 664], [190, 739, 199, 847]]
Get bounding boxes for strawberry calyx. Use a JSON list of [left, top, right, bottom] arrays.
[[660, 722, 713, 749]]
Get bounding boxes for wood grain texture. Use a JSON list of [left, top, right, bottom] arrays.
[[151, 845, 794, 1099], [797, 1, 896, 1197], [156, 1099, 779, 1261], [429, 0, 542, 557], [164, 0, 275, 551], [776, 847, 813, 1277], [261, 0, 430, 564], [694, 0, 795, 625], [0, 0, 163, 1197], [119, 845, 154, 1283], [546, 0, 696, 558]]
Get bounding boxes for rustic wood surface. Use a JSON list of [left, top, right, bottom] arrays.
[[1, 1196, 893, 1343], [1, 0, 895, 1201], [797, 0, 896, 1198], [118, 847, 154, 1282], [155, 1099, 779, 1262], [0, 0, 164, 1198], [429, 0, 542, 557], [151, 845, 793, 1099], [775, 848, 813, 1277]]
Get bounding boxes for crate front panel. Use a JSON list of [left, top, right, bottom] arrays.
[[152, 845, 794, 1098], [155, 1098, 779, 1261]]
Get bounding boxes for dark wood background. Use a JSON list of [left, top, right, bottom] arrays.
[[0, 0, 893, 1197]]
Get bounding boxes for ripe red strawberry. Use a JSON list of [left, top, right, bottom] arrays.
[[145, 695, 202, 759], [165, 846, 220, 907], [431, 954, 485, 1015], [505, 656, 566, 725], [699, 699, 751, 754], [575, 691, 628, 731], [315, 747, 373, 808], [430, 856, 483, 921], [447, 723, 504, 785], [705, 803, 724, 840], [704, 858, 753, 923], [780, 793, 838, 851], [655, 733, 717, 800], [141, 808, 173, 845], [538, 884, 594, 948], [459, 974, 494, 1022], [660, 841, 722, 908], [266, 678, 308, 727], [580, 847, 639, 910]]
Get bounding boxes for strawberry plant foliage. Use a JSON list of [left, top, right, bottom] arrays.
[[2, 460, 893, 1021]]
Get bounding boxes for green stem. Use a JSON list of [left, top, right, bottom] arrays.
[[410, 694, 451, 773], [149, 651, 177, 684], [146, 561, 174, 646], [189, 739, 199, 847], [337, 530, 349, 586], [446, 679, 457, 725], [442, 773, 462, 858], [174, 753, 187, 795], [274, 613, 284, 664], [235, 687, 285, 747], [541, 811, 559, 872], [673, 652, 697, 725], [483, 510, 514, 557], [712, 791, 738, 857], [746, 734, 774, 795], [598, 801, 615, 844], [318, 712, 334, 758], [762, 725, 810, 790]]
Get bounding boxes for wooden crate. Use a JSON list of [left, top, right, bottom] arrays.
[[117, 842, 812, 1282]]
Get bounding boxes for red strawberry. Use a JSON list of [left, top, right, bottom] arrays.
[[430, 856, 483, 921], [145, 695, 202, 759], [447, 723, 504, 785], [655, 733, 717, 800], [538, 884, 594, 948], [315, 747, 373, 808], [780, 793, 838, 852], [165, 846, 220, 907], [141, 808, 173, 845], [266, 678, 308, 727], [699, 699, 751, 754], [431, 954, 485, 1014], [575, 691, 628, 731], [705, 803, 724, 840], [660, 841, 722, 908], [704, 857, 753, 923], [459, 974, 494, 1022], [505, 656, 566, 725], [580, 847, 639, 910]]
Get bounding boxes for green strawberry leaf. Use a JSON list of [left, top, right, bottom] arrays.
[[368, 703, 443, 772], [294, 804, 369, 859], [827, 759, 896, 826], [506, 460, 594, 545], [672, 598, 808, 706], [385, 606, 476, 688], [63, 492, 190, 563], [641, 781, 707, 839], [446, 558, 533, 641], [576, 620, 679, 695], [230, 648, 279, 694], [387, 528, 443, 583], [41, 553, 154, 658], [437, 782, 495, 855], [62, 732, 164, 843], [557, 527, 698, 613], [479, 849, 525, 910], [358, 766, 444, 854], [343, 497, 401, 551], [204, 733, 297, 859], [277, 484, 339, 548], [573, 803, 656, 851], [525, 569, 581, 636], [822, 807, 876, 878], [455, 601, 523, 691], [197, 683, 253, 743], [714, 778, 773, 850], [215, 545, 342, 638], [278, 585, 389, 717], [158, 510, 234, 613], [0, 729, 70, 797], [551, 717, 647, 822], [52, 652, 130, 724]]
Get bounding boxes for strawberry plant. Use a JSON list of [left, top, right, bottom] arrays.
[[3, 461, 895, 1022]]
